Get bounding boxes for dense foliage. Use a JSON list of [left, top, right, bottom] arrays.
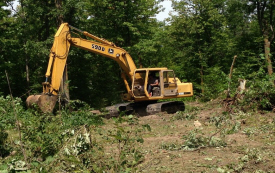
[[2, 0, 275, 171], [1, 0, 275, 104], [0, 96, 150, 172]]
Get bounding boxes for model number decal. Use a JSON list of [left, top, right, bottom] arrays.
[[92, 44, 105, 51]]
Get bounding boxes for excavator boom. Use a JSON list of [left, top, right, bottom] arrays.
[[43, 23, 136, 96], [27, 23, 137, 113]]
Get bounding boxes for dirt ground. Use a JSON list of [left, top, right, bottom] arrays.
[[112, 100, 275, 173]]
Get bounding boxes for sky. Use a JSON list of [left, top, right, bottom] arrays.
[[156, 1, 173, 21]]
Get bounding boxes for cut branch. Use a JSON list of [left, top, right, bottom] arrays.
[[227, 55, 237, 98]]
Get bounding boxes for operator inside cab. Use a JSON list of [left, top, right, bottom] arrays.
[[147, 73, 159, 97]]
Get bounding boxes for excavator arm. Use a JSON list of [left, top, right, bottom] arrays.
[[44, 23, 136, 95], [27, 23, 137, 113]]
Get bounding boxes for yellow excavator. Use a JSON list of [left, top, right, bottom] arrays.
[[26, 23, 193, 115]]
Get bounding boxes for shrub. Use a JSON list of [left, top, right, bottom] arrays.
[[183, 129, 227, 150], [0, 123, 9, 157], [201, 67, 227, 101], [0, 96, 24, 157], [241, 75, 275, 110], [0, 96, 19, 129]]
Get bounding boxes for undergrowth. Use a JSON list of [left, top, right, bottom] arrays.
[[240, 75, 275, 111], [160, 129, 227, 151], [0, 96, 150, 172], [170, 105, 201, 121]]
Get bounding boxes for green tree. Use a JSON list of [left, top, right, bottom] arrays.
[[153, 0, 268, 100], [161, 0, 235, 99], [66, 0, 163, 107], [0, 1, 19, 96], [247, 0, 275, 76]]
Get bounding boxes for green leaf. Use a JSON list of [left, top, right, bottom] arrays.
[[45, 156, 54, 164]]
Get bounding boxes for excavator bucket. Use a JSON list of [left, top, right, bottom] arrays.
[[26, 94, 58, 113]]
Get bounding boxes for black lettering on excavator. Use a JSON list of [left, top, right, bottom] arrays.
[[108, 48, 114, 54], [92, 44, 105, 51]]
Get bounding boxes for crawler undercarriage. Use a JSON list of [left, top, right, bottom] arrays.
[[106, 101, 185, 117]]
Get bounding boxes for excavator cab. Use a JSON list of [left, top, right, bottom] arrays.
[[132, 68, 179, 99], [132, 69, 161, 98], [132, 70, 147, 97], [162, 70, 178, 96]]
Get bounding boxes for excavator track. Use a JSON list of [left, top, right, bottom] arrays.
[[146, 101, 185, 115], [105, 101, 185, 117], [106, 103, 134, 117]]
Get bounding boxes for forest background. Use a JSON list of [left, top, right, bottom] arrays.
[[2, 0, 275, 172], [1, 0, 275, 107], [0, 0, 275, 108]]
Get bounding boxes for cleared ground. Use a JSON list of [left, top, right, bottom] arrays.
[[101, 100, 275, 172]]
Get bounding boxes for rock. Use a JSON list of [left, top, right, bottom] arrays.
[[10, 150, 17, 156], [194, 120, 202, 128], [91, 110, 101, 114]]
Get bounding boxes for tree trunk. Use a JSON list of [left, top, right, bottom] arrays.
[[264, 38, 273, 75], [238, 79, 246, 94], [60, 65, 70, 103], [227, 55, 237, 98], [200, 64, 204, 94], [138, 52, 142, 68], [25, 57, 29, 92], [55, 0, 63, 26], [199, 52, 204, 94]]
